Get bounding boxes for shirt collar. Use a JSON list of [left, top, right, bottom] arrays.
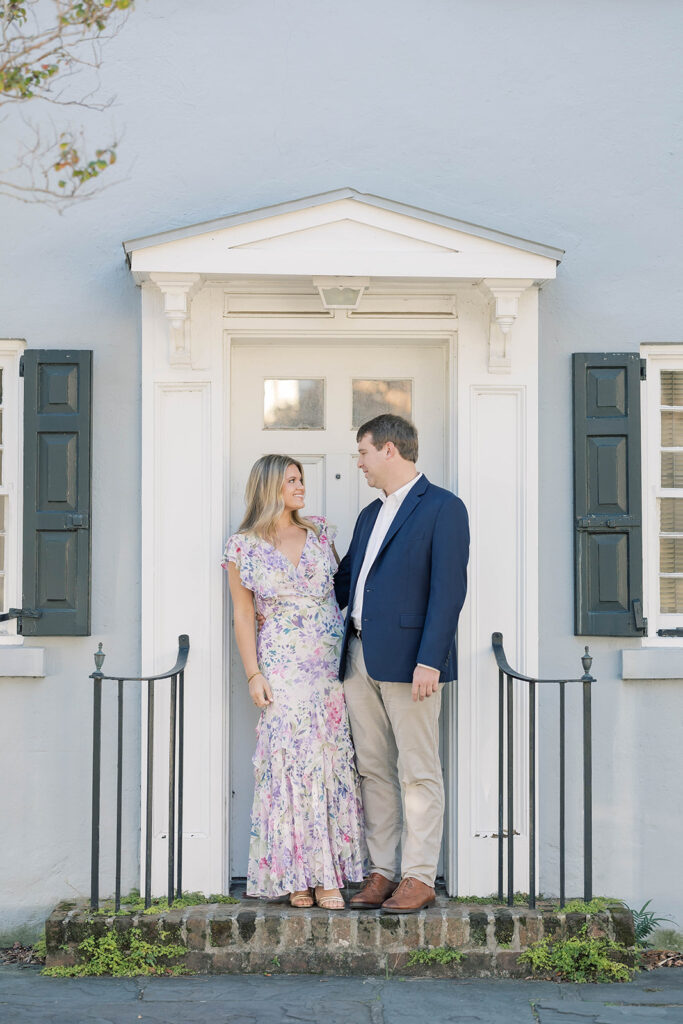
[[380, 472, 422, 506]]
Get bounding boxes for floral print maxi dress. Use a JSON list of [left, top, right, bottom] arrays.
[[222, 517, 365, 898]]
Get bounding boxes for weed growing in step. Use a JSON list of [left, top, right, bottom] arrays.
[[519, 935, 636, 983], [91, 889, 239, 916], [561, 898, 621, 914], [42, 927, 188, 977], [406, 946, 465, 967], [451, 892, 531, 906]]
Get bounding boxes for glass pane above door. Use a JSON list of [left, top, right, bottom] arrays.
[[263, 378, 325, 429], [352, 379, 412, 429]]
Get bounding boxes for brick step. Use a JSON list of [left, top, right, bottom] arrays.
[[45, 896, 636, 977]]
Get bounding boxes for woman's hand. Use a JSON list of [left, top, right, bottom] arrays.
[[249, 672, 273, 708]]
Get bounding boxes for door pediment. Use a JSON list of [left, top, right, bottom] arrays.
[[231, 218, 457, 254], [124, 189, 562, 283]]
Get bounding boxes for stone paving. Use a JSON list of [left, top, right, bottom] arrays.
[[1, 965, 683, 1024]]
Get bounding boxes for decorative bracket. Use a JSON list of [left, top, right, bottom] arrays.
[[482, 278, 533, 373], [149, 273, 202, 365]]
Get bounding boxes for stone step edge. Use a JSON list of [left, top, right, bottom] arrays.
[[45, 901, 636, 977]]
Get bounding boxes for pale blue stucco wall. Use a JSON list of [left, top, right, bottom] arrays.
[[0, 0, 681, 937]]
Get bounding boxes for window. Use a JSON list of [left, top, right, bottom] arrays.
[[642, 347, 683, 639], [351, 378, 412, 429], [263, 378, 325, 429]]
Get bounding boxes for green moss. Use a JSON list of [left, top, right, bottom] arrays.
[[519, 935, 636, 983], [561, 898, 621, 914], [451, 893, 531, 906], [406, 946, 464, 967], [451, 893, 625, 912], [42, 927, 188, 977], [92, 889, 239, 916]]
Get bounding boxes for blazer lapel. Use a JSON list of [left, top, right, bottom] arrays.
[[375, 475, 429, 561]]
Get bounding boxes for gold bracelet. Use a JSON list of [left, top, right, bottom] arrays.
[[246, 671, 262, 685]]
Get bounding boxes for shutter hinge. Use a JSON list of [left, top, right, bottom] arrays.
[[19, 355, 24, 377], [65, 513, 89, 529], [0, 608, 41, 635], [640, 358, 647, 381], [632, 598, 648, 636]]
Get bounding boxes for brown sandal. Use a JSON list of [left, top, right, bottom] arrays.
[[289, 889, 314, 908], [314, 886, 345, 910]]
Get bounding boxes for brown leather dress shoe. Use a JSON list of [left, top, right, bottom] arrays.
[[349, 873, 398, 909], [381, 877, 435, 914]]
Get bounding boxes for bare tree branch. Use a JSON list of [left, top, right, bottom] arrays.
[[0, 0, 134, 207]]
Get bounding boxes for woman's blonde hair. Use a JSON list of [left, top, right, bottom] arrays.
[[238, 454, 320, 543]]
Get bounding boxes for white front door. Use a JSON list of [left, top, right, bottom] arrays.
[[228, 338, 449, 877]]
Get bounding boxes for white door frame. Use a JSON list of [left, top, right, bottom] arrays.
[[138, 281, 539, 900], [139, 280, 540, 899]]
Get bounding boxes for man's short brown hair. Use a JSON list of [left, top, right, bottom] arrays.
[[356, 414, 419, 463]]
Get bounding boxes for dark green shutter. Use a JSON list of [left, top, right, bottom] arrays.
[[22, 350, 92, 636], [573, 352, 645, 636]]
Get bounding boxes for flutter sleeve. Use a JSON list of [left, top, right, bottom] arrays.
[[221, 533, 256, 591], [310, 516, 338, 571], [323, 518, 337, 545], [221, 533, 241, 570]]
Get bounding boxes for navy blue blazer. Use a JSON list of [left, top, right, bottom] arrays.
[[334, 476, 469, 683]]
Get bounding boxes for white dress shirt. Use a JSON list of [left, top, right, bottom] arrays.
[[350, 473, 436, 673], [351, 472, 422, 628]]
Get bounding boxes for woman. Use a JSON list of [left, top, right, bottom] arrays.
[[222, 454, 365, 908]]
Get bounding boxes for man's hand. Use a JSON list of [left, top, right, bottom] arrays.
[[411, 665, 440, 702]]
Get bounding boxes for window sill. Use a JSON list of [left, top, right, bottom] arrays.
[[621, 647, 683, 680], [0, 645, 45, 677]]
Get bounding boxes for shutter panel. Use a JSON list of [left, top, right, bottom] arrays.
[[573, 352, 644, 636], [22, 350, 92, 636]]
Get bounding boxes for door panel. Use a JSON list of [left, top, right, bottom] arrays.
[[228, 341, 447, 876]]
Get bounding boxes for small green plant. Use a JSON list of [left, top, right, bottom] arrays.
[[271, 955, 281, 968], [42, 927, 187, 977], [650, 928, 683, 952], [31, 933, 47, 960], [406, 946, 464, 967], [92, 889, 239, 916], [561, 897, 621, 914], [625, 901, 674, 947], [519, 935, 636, 983], [451, 892, 530, 906]]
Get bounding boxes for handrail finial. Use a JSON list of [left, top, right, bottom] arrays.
[[581, 645, 594, 682], [93, 642, 105, 674]]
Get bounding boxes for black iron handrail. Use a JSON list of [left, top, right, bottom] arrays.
[[491, 632, 594, 909], [90, 634, 190, 911]]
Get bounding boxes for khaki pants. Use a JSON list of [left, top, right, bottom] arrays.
[[343, 636, 444, 887]]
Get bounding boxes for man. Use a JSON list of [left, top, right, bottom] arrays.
[[335, 414, 469, 914]]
